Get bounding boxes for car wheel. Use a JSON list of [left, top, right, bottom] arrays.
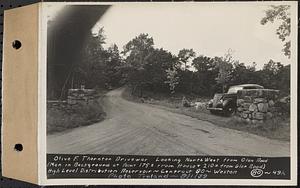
[[224, 107, 235, 116]]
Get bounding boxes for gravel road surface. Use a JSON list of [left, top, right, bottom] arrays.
[[47, 88, 289, 156]]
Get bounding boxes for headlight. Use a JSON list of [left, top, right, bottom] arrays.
[[208, 99, 213, 104]]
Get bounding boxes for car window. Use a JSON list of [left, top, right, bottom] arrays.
[[227, 86, 242, 94], [244, 86, 263, 89]]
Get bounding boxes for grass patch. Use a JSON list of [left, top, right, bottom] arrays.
[[225, 117, 290, 141], [47, 99, 106, 134], [123, 87, 290, 141]]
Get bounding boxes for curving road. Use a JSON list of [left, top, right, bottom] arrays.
[[47, 88, 289, 156]]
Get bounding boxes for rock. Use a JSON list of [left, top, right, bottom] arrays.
[[268, 100, 275, 107], [237, 99, 244, 106], [269, 107, 277, 112], [279, 96, 290, 103], [253, 112, 264, 120], [249, 104, 257, 112], [243, 103, 251, 109], [258, 120, 264, 124], [252, 119, 258, 124], [237, 107, 243, 112], [257, 103, 268, 112], [67, 99, 77, 105], [266, 112, 273, 119], [254, 98, 266, 104], [237, 112, 243, 118], [248, 113, 252, 119], [242, 112, 248, 119], [246, 118, 251, 123], [244, 96, 252, 103]]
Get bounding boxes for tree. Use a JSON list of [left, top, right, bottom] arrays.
[[263, 59, 284, 75], [261, 5, 291, 58], [230, 61, 259, 85], [178, 48, 196, 71], [276, 64, 290, 95], [77, 29, 108, 88], [105, 44, 124, 88], [214, 58, 232, 92], [123, 33, 154, 67], [214, 50, 234, 93], [122, 33, 155, 96], [142, 48, 179, 92], [79, 28, 123, 89], [192, 55, 218, 96], [260, 60, 285, 89], [164, 68, 179, 94], [192, 55, 215, 72]]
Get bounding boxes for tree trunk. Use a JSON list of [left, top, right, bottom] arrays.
[[139, 86, 143, 97]]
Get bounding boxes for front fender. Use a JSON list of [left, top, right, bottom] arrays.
[[222, 99, 234, 108]]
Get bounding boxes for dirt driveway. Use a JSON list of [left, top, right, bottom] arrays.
[[47, 88, 289, 156]]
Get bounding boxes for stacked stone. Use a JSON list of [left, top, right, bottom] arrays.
[[236, 89, 279, 124], [67, 88, 97, 105]]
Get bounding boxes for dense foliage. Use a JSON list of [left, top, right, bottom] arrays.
[[77, 30, 290, 98]]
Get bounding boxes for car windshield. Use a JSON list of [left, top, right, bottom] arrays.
[[227, 86, 243, 94]]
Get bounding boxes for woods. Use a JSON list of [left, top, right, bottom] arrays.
[[71, 30, 290, 99]]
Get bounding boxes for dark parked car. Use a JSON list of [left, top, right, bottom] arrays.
[[207, 84, 264, 116]]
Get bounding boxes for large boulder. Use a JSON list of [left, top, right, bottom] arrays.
[[257, 103, 268, 113], [249, 104, 257, 112]]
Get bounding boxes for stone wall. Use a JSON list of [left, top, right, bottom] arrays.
[[235, 89, 280, 123]]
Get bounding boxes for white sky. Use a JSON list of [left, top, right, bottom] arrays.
[[47, 3, 293, 69], [92, 3, 291, 69]]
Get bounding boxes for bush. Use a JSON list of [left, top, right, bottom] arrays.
[[47, 100, 106, 134]]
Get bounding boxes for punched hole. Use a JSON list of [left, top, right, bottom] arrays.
[[12, 40, 22, 49], [14, 144, 23, 152]]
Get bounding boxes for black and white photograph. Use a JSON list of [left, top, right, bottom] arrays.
[[44, 2, 297, 182]]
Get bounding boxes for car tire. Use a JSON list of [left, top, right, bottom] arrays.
[[224, 107, 235, 116]]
